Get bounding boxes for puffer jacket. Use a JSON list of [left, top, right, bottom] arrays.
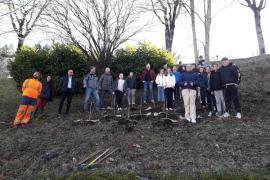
[[99, 73, 114, 91], [155, 74, 166, 87], [164, 74, 176, 88], [197, 72, 208, 89]]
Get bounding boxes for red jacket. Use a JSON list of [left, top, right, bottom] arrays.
[[140, 69, 156, 82]]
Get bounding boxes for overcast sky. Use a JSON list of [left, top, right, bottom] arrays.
[[0, 0, 270, 64]]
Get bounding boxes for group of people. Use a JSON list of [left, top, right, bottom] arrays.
[[13, 57, 242, 127]]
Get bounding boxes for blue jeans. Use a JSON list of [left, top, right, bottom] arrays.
[[83, 88, 100, 112], [157, 86, 164, 102], [143, 81, 154, 102]]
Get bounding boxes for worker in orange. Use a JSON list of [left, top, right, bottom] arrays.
[[13, 72, 42, 127]]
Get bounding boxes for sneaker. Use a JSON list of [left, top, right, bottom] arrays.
[[169, 108, 173, 111], [145, 107, 152, 111], [208, 112, 212, 117], [143, 101, 147, 104], [191, 119, 196, 123], [186, 117, 191, 122], [223, 112, 230, 118], [236, 113, 241, 119], [165, 108, 168, 111]]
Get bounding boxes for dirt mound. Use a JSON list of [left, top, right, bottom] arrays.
[[0, 56, 270, 179]]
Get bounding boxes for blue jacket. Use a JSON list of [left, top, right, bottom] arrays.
[[173, 71, 181, 85], [220, 63, 241, 86], [126, 77, 137, 89], [197, 72, 208, 89], [179, 71, 198, 90]]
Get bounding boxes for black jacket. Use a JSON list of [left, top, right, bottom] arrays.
[[39, 82, 54, 101], [210, 70, 222, 91], [59, 75, 76, 93], [220, 63, 241, 86]]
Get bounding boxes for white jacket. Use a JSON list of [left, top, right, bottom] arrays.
[[155, 74, 166, 87], [164, 74, 176, 88]]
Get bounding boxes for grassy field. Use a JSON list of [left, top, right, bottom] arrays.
[[0, 56, 270, 179]]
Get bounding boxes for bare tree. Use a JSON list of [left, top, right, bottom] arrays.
[[185, 0, 199, 63], [239, 0, 267, 54], [7, 0, 51, 52], [149, 0, 184, 51], [48, 0, 145, 66], [203, 0, 211, 63]]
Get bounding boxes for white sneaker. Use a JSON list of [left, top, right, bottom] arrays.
[[236, 113, 241, 119], [169, 108, 173, 111], [165, 108, 169, 111], [223, 112, 230, 118], [186, 117, 191, 122], [208, 112, 212, 117], [191, 119, 196, 123]]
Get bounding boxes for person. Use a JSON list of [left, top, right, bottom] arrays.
[[99, 67, 114, 108], [164, 68, 176, 110], [13, 72, 42, 127], [205, 66, 216, 117], [83, 66, 100, 112], [58, 69, 76, 114], [173, 66, 181, 101], [140, 63, 156, 104], [198, 55, 205, 66], [210, 63, 226, 117], [180, 65, 198, 123], [155, 69, 165, 102], [126, 72, 137, 106], [163, 63, 168, 74], [219, 57, 241, 119], [197, 67, 208, 109], [114, 73, 127, 111], [177, 61, 185, 73], [34, 75, 54, 115]]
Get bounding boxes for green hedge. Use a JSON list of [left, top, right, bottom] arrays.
[[8, 42, 176, 93], [8, 44, 90, 93], [110, 41, 176, 85]]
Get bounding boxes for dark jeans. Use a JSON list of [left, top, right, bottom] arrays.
[[224, 85, 241, 113], [174, 83, 180, 100], [99, 90, 113, 108], [200, 87, 207, 106], [115, 90, 124, 108], [58, 89, 73, 114], [165, 88, 174, 108], [206, 91, 216, 112]]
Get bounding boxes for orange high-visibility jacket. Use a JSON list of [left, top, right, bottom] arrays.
[[22, 79, 42, 99]]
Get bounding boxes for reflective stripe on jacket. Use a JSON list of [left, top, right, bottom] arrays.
[[22, 79, 42, 99]]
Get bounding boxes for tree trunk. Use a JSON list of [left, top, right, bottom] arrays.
[[165, 25, 174, 51], [204, 0, 211, 64], [17, 35, 25, 52], [254, 11, 266, 55], [190, 0, 199, 63]]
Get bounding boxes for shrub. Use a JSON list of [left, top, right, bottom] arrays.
[[8, 44, 90, 93], [110, 41, 176, 85]]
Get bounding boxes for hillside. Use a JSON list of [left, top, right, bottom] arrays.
[[0, 55, 270, 179]]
